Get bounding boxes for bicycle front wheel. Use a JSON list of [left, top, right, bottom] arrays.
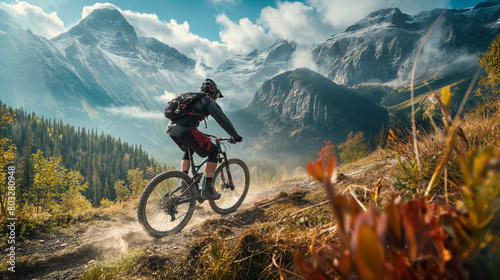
[[209, 158, 250, 215], [137, 171, 196, 238]]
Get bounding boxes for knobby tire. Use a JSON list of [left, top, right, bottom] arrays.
[[209, 158, 250, 215], [137, 171, 196, 238]]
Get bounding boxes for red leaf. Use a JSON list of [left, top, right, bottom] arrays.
[[326, 156, 337, 179]]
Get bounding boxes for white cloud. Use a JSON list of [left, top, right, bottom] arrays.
[[258, 1, 333, 45], [194, 61, 208, 78], [0, 1, 65, 38], [210, 0, 242, 5], [291, 45, 319, 71], [102, 105, 163, 119], [215, 1, 338, 55], [216, 14, 276, 53], [210, 0, 243, 14], [81, 2, 118, 19], [153, 90, 177, 103]]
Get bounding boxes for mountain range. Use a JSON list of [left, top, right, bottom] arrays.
[[1, 1, 499, 163], [313, 3, 500, 86]]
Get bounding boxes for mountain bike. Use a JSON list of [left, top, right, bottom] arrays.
[[137, 134, 250, 238]]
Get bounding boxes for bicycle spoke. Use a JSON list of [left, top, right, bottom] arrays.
[[138, 171, 197, 237], [209, 159, 250, 215]]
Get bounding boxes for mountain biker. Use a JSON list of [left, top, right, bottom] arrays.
[[166, 79, 243, 200]]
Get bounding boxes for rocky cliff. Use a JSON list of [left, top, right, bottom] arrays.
[[243, 68, 388, 154]]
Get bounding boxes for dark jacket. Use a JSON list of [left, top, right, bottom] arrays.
[[166, 94, 240, 139]]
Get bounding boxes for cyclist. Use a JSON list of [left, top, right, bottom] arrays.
[[166, 79, 243, 200]]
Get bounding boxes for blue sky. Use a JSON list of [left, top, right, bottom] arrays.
[[0, 0, 488, 67]]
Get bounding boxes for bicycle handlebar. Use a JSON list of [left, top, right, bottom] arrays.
[[205, 134, 237, 143]]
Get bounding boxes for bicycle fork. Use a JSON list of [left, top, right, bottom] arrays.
[[219, 152, 235, 190]]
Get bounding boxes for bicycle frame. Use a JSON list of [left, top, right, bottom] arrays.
[[179, 136, 234, 198]]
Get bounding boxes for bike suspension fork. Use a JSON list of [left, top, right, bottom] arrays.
[[219, 152, 234, 189]]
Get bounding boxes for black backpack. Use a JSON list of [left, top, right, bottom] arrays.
[[164, 92, 206, 120]]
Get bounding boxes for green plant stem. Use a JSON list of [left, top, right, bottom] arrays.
[[424, 120, 460, 199]]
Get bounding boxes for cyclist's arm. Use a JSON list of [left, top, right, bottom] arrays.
[[204, 100, 241, 139]]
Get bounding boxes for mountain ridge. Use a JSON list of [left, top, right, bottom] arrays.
[[313, 1, 500, 86], [242, 68, 389, 154]]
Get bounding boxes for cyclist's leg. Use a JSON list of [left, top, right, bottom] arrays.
[[170, 135, 194, 173], [170, 136, 194, 192], [205, 162, 217, 177], [181, 151, 190, 173], [179, 129, 217, 159], [179, 129, 221, 199], [203, 151, 218, 194]]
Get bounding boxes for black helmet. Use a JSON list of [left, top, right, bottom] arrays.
[[200, 78, 223, 100]]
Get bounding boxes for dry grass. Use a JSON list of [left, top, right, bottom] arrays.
[[462, 100, 500, 156], [165, 188, 334, 280]]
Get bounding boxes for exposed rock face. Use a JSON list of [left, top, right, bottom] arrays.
[[245, 68, 388, 153], [313, 3, 500, 86]]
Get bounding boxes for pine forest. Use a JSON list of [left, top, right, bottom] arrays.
[[0, 102, 168, 216]]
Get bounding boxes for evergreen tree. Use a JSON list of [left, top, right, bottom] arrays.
[[104, 178, 112, 201], [92, 167, 103, 207], [17, 136, 34, 209], [376, 123, 388, 149]]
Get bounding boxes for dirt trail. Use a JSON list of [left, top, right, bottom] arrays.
[[12, 177, 316, 280]]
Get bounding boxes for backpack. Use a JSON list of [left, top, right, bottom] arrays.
[[164, 92, 206, 120]]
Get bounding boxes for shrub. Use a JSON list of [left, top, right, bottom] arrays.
[[477, 34, 500, 98], [317, 140, 337, 167], [338, 131, 367, 164]]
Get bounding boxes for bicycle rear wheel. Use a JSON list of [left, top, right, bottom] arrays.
[[137, 171, 196, 238], [209, 158, 250, 215]]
